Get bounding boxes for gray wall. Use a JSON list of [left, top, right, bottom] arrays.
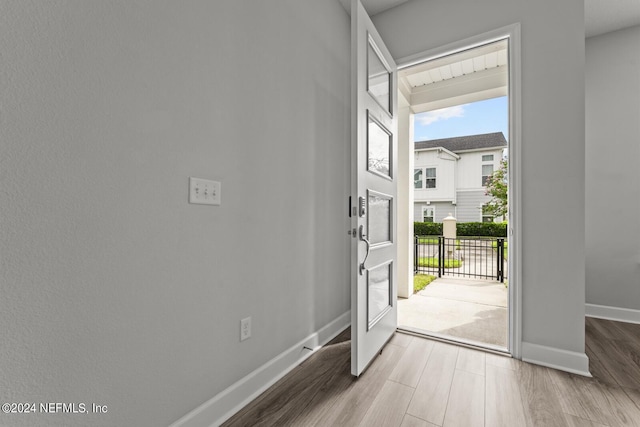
[[585, 25, 640, 310], [0, 1, 350, 426], [414, 202, 455, 223], [456, 191, 490, 223], [374, 0, 586, 356]]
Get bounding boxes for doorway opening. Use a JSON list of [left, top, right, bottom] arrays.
[[396, 37, 514, 353]]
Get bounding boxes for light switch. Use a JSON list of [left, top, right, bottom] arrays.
[[189, 177, 221, 205]]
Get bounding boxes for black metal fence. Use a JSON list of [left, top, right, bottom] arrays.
[[414, 235, 506, 282]]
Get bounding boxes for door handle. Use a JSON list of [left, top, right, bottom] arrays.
[[359, 225, 370, 275]]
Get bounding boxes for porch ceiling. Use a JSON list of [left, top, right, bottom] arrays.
[[399, 39, 508, 114]]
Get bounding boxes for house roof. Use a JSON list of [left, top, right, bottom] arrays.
[[414, 132, 507, 153]]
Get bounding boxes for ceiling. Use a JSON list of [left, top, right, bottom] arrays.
[[585, 0, 640, 37], [346, 0, 640, 115], [341, 0, 640, 38], [339, 0, 409, 16]]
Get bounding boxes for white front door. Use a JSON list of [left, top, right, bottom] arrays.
[[350, 0, 398, 377]]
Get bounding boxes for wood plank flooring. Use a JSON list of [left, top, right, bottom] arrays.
[[222, 318, 640, 426]]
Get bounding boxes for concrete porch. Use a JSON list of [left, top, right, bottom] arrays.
[[398, 276, 508, 348]]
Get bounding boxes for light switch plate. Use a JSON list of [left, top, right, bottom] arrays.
[[189, 177, 221, 205], [240, 317, 251, 341]]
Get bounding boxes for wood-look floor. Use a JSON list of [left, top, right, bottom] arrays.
[[222, 318, 640, 426]]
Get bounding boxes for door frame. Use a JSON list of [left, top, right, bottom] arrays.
[[395, 23, 522, 358]]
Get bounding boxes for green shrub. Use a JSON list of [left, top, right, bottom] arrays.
[[414, 221, 507, 237], [414, 222, 442, 236], [456, 222, 507, 237]]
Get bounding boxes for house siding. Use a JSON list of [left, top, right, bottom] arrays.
[[414, 146, 504, 224], [455, 190, 491, 222], [414, 201, 456, 224], [414, 149, 456, 201], [456, 149, 504, 189]]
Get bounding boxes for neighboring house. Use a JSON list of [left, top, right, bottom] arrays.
[[414, 132, 506, 223]]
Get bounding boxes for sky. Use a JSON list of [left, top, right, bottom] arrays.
[[413, 96, 508, 142]]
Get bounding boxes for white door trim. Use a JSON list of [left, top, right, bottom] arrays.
[[395, 23, 522, 359]]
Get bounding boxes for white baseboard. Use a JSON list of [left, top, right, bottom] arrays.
[[170, 311, 351, 427], [585, 303, 640, 324], [521, 341, 591, 377]]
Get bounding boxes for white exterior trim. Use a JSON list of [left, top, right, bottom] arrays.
[[586, 303, 640, 324], [522, 342, 591, 377], [414, 198, 452, 202], [422, 205, 435, 222], [453, 147, 505, 154], [170, 311, 351, 427], [424, 166, 437, 189], [397, 23, 522, 359], [415, 146, 460, 159], [456, 188, 485, 192]]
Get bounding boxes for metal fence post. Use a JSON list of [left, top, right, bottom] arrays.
[[438, 236, 444, 277], [414, 235, 418, 274], [497, 238, 504, 282]]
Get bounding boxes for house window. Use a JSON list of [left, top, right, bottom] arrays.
[[482, 154, 494, 162], [482, 204, 493, 223], [414, 169, 423, 189], [425, 167, 436, 188], [422, 206, 435, 223], [482, 164, 493, 186]]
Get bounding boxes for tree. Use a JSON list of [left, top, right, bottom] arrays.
[[484, 158, 508, 218]]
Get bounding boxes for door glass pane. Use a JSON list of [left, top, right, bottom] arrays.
[[368, 193, 391, 244], [368, 116, 391, 178], [368, 262, 391, 327], [368, 41, 390, 113]]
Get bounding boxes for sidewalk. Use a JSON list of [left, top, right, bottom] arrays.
[[397, 276, 508, 348]]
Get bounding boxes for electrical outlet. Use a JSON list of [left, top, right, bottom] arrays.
[[240, 317, 251, 342], [189, 177, 221, 205]]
